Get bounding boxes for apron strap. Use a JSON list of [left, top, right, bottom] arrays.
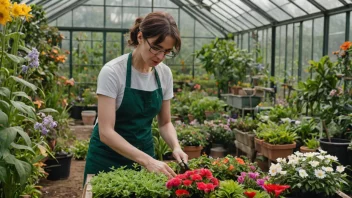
[[127, 52, 162, 89]]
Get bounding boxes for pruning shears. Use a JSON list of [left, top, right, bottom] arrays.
[[178, 159, 190, 174]]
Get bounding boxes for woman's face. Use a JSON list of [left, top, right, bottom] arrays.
[[138, 32, 176, 67]]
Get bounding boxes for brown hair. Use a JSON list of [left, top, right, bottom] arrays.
[[128, 11, 181, 53]]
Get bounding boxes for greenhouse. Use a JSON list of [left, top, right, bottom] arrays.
[[1, 0, 352, 197]]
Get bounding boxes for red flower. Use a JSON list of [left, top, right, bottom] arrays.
[[166, 178, 182, 189], [264, 184, 290, 198], [244, 191, 256, 198], [197, 182, 206, 190], [190, 174, 202, 181], [210, 177, 219, 187], [175, 189, 190, 197], [199, 168, 213, 179], [183, 180, 192, 186], [176, 174, 187, 180]]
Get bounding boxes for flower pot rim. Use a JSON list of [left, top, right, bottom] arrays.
[[319, 138, 350, 145]]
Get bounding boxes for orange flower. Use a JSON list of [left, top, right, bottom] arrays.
[[340, 41, 352, 50], [59, 76, 67, 80], [62, 98, 68, 107], [235, 157, 245, 165], [222, 157, 229, 164], [228, 164, 234, 171], [65, 78, 75, 86], [33, 162, 46, 167], [33, 100, 44, 108], [41, 51, 46, 55], [52, 49, 58, 54]]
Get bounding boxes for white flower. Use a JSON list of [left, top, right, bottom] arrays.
[[325, 155, 338, 161], [315, 169, 326, 179], [295, 120, 301, 125], [304, 152, 316, 158], [276, 158, 286, 163], [317, 155, 325, 160], [280, 171, 287, 175], [322, 167, 333, 172], [294, 151, 303, 157], [336, 166, 345, 173], [324, 159, 330, 164], [309, 160, 319, 167], [288, 158, 299, 166], [269, 163, 282, 176], [319, 149, 327, 154], [298, 169, 308, 178]]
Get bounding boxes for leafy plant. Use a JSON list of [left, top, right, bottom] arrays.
[[71, 139, 89, 160], [81, 88, 97, 106], [232, 116, 258, 132], [291, 119, 320, 144], [176, 123, 209, 147], [304, 137, 319, 149], [203, 119, 234, 145], [268, 151, 348, 197], [91, 167, 170, 198], [189, 97, 227, 123], [211, 180, 245, 198], [256, 122, 297, 145]]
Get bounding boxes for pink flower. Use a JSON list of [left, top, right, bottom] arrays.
[[210, 177, 219, 187], [197, 182, 206, 190], [199, 168, 213, 179], [329, 89, 337, 96], [183, 179, 192, 186], [237, 176, 245, 183], [190, 174, 202, 181]]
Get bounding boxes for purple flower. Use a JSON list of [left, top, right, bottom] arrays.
[[241, 172, 247, 177], [50, 121, 57, 128], [256, 179, 265, 186], [27, 48, 39, 68], [249, 172, 259, 179], [257, 64, 264, 71], [41, 127, 49, 135], [250, 165, 256, 171], [34, 122, 42, 130], [237, 176, 244, 183], [29, 59, 39, 68], [21, 65, 29, 73]]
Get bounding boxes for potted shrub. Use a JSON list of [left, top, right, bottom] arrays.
[[260, 122, 297, 161], [70, 139, 90, 160], [292, 119, 320, 152], [176, 123, 208, 159], [189, 97, 227, 123], [300, 137, 319, 153], [268, 151, 348, 197]]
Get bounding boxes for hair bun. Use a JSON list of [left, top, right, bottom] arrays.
[[135, 17, 144, 25]]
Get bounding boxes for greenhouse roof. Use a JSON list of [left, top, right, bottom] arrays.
[[21, 0, 352, 36]]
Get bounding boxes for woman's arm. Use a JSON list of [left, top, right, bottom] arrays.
[[157, 100, 188, 163], [98, 95, 176, 178]]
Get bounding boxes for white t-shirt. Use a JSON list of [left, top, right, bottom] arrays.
[[96, 53, 174, 110]]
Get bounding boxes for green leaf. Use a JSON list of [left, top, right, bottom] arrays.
[[18, 45, 31, 53], [12, 91, 31, 101], [5, 53, 26, 64], [39, 108, 58, 114], [0, 110, 8, 128], [3, 153, 31, 185], [16, 127, 31, 146], [0, 100, 10, 112], [0, 164, 7, 183], [0, 87, 10, 98], [10, 143, 34, 153], [10, 100, 36, 119], [10, 76, 37, 92], [0, 127, 18, 154]]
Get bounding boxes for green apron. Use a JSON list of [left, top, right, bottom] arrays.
[[84, 53, 163, 183]]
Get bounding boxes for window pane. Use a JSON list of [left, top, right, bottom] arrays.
[[153, 0, 178, 8], [302, 20, 313, 81], [293, 23, 300, 85], [292, 0, 320, 14], [73, 6, 104, 27], [106, 33, 122, 62], [232, 0, 251, 11], [153, 8, 179, 26], [106, 7, 122, 28], [249, 11, 270, 25], [123, 0, 138, 6], [313, 17, 324, 61], [286, 24, 293, 78], [106, 0, 122, 6], [180, 10, 194, 37], [122, 7, 139, 28], [139, 8, 152, 17], [267, 8, 291, 21], [270, 0, 289, 6], [328, 13, 346, 60], [251, 0, 276, 11], [241, 13, 262, 26], [242, 33, 248, 51], [140, 0, 152, 7], [315, 0, 343, 9], [195, 21, 214, 37], [281, 3, 306, 17], [57, 11, 72, 27]]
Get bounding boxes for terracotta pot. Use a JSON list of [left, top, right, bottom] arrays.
[[187, 114, 195, 122], [183, 146, 203, 159], [262, 142, 296, 161], [300, 146, 317, 153], [254, 138, 263, 153], [231, 86, 242, 95], [81, 110, 96, 125], [210, 146, 226, 158]]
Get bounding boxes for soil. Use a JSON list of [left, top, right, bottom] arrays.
[[39, 124, 93, 198]]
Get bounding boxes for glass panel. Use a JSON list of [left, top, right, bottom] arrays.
[[241, 13, 262, 26], [139, 0, 152, 7], [195, 21, 214, 37], [49, 20, 57, 27], [45, 0, 72, 15], [73, 6, 104, 27], [212, 4, 232, 19], [313, 17, 324, 61], [172, 38, 194, 65], [242, 33, 248, 51], [281, 3, 306, 17], [238, 34, 242, 49], [106, 7, 122, 28], [302, 20, 313, 81], [122, 7, 139, 28], [153, 0, 178, 8], [293, 23, 300, 85], [232, 0, 252, 11], [106, 33, 122, 62], [249, 11, 270, 25], [106, 0, 122, 6], [85, 0, 104, 5], [286, 24, 293, 79], [267, 8, 291, 21], [251, 0, 276, 11], [57, 11, 72, 27], [139, 8, 152, 17], [210, 8, 229, 21], [292, 0, 320, 14], [180, 10, 194, 37], [123, 0, 138, 6], [315, 0, 343, 9], [328, 13, 346, 60], [270, 0, 289, 6], [217, 2, 239, 17], [275, 26, 286, 89], [231, 17, 253, 29], [153, 8, 179, 25]]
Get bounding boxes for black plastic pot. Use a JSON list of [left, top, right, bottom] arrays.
[[319, 138, 350, 166], [44, 153, 73, 180], [69, 105, 84, 120]]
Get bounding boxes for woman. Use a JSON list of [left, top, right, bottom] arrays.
[[84, 11, 188, 183]]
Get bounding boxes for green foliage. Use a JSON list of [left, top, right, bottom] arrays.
[[71, 139, 89, 160], [212, 180, 245, 198], [231, 116, 258, 132], [304, 137, 319, 149], [189, 97, 227, 123], [203, 119, 234, 145], [176, 123, 209, 147], [81, 88, 98, 106], [256, 122, 297, 145], [291, 119, 320, 144], [267, 105, 298, 123], [153, 136, 171, 161], [349, 139, 352, 150], [91, 167, 170, 198]]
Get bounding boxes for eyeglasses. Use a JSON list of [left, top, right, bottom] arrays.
[[145, 38, 177, 59]]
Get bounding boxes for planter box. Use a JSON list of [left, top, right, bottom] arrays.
[[234, 129, 255, 148], [255, 138, 263, 153], [262, 142, 296, 161], [226, 94, 261, 108], [235, 140, 256, 159]]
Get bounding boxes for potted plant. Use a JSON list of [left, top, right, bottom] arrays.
[[70, 139, 90, 160], [268, 151, 348, 197], [300, 137, 319, 153], [233, 116, 258, 148], [189, 97, 227, 123], [176, 123, 208, 159], [259, 122, 297, 161], [292, 119, 320, 151]]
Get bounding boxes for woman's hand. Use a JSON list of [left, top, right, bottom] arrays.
[[143, 158, 177, 179], [172, 147, 188, 164]]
